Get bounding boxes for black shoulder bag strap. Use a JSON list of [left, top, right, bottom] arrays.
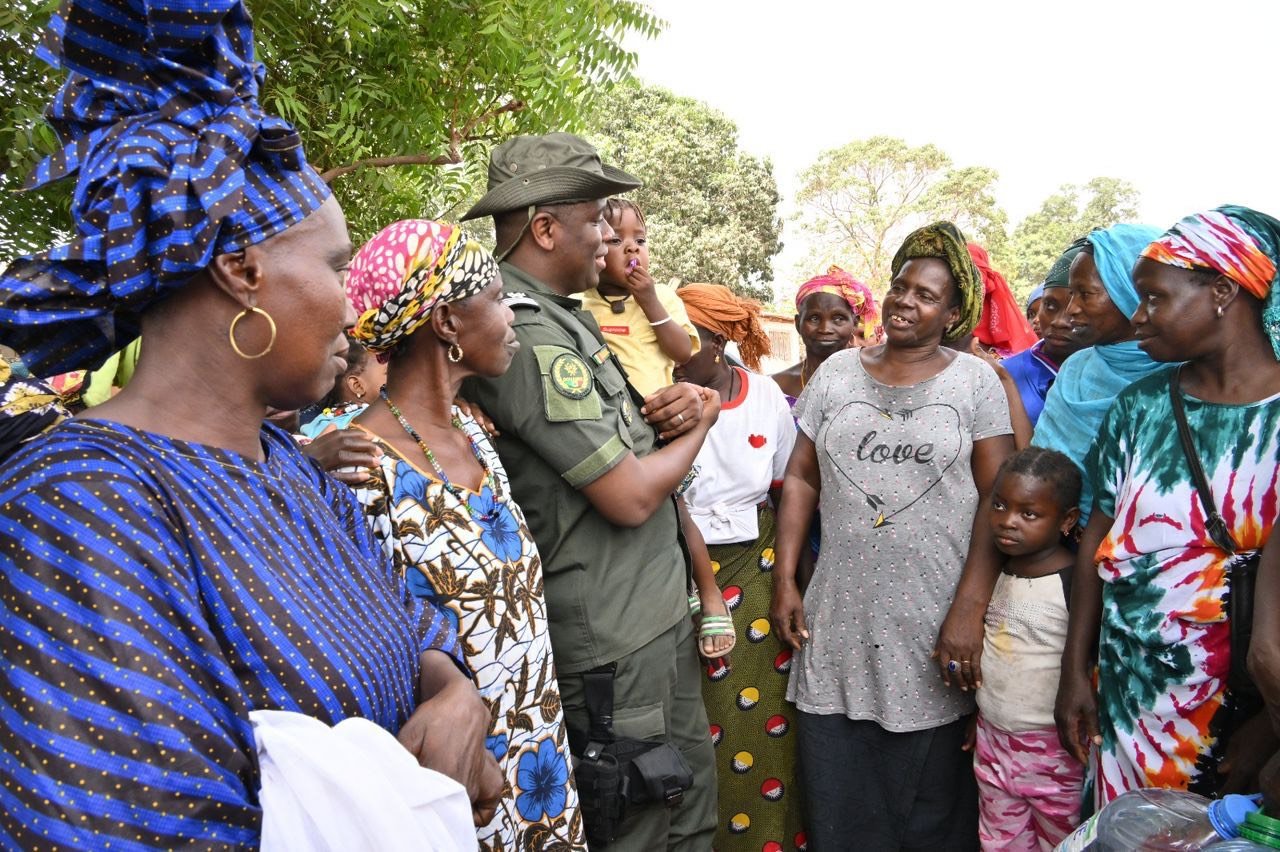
[[1169, 366, 1239, 555], [1170, 367, 1265, 740]]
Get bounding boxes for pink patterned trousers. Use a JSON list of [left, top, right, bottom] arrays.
[[974, 715, 1083, 851]]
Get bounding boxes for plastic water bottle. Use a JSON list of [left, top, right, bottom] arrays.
[[1055, 789, 1262, 851], [1204, 807, 1280, 848]]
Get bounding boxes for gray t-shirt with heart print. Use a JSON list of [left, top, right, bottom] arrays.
[[789, 347, 1011, 732]]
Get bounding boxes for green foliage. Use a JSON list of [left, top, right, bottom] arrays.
[[794, 136, 1011, 292], [0, 0, 662, 261], [0, 0, 69, 260], [586, 81, 782, 301], [1009, 177, 1140, 296]]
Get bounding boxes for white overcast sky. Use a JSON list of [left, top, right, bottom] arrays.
[[625, 0, 1280, 285]]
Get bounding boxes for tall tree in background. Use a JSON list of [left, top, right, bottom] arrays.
[[1009, 177, 1140, 295], [793, 136, 1010, 290], [587, 81, 782, 301], [0, 0, 662, 261]]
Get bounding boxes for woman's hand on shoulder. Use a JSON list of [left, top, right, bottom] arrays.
[[770, 576, 808, 650], [969, 338, 1011, 382], [454, 397, 498, 437], [302, 427, 381, 483]]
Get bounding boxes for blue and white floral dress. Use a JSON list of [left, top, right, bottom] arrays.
[[353, 411, 583, 851]]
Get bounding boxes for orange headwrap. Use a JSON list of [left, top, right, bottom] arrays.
[[677, 283, 771, 371]]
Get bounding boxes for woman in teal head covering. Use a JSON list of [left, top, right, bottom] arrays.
[[1030, 223, 1165, 525]]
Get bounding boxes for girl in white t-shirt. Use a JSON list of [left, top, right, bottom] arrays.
[[969, 447, 1083, 851]]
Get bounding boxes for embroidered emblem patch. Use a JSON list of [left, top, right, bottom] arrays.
[[550, 352, 593, 399]]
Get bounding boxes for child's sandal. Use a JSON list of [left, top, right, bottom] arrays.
[[698, 613, 736, 659], [689, 594, 702, 618]]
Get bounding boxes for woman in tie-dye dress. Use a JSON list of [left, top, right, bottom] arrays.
[[1057, 206, 1280, 808]]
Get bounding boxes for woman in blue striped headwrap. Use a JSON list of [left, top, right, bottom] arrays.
[[0, 1, 499, 846]]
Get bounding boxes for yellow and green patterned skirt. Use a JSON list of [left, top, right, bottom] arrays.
[[702, 504, 807, 851]]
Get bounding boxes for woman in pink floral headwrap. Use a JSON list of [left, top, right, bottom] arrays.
[[345, 219, 585, 850], [772, 266, 881, 404]]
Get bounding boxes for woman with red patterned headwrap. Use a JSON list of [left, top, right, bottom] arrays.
[[345, 219, 585, 850], [773, 266, 881, 405]]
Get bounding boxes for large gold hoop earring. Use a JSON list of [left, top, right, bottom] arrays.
[[229, 307, 277, 360], [448, 342, 464, 363]]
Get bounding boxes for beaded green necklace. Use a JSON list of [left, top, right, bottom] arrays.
[[380, 387, 493, 492]]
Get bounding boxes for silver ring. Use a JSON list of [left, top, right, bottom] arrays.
[[947, 660, 959, 673], [677, 413, 686, 425]]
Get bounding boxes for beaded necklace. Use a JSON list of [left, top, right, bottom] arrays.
[[380, 387, 494, 493]]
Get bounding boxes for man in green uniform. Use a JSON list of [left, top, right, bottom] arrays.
[[462, 133, 719, 850]]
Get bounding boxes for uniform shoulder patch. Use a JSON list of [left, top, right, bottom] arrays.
[[549, 352, 593, 400]]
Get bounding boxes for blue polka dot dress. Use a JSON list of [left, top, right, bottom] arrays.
[[0, 420, 463, 848]]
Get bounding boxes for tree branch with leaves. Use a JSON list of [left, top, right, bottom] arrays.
[[0, 0, 663, 260]]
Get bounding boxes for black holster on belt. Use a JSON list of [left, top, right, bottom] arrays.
[[568, 663, 694, 847]]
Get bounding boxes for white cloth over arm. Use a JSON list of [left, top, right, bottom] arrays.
[[253, 710, 477, 852]]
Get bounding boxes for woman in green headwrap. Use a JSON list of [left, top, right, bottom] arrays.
[[770, 222, 1014, 849]]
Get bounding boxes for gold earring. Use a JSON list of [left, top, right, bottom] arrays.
[[448, 342, 464, 363], [1216, 305, 1225, 318], [229, 306, 276, 360], [714, 353, 720, 364]]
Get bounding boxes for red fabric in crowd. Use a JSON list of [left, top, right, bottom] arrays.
[[967, 243, 1038, 356]]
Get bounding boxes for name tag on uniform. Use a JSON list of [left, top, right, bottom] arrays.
[[599, 325, 629, 336]]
